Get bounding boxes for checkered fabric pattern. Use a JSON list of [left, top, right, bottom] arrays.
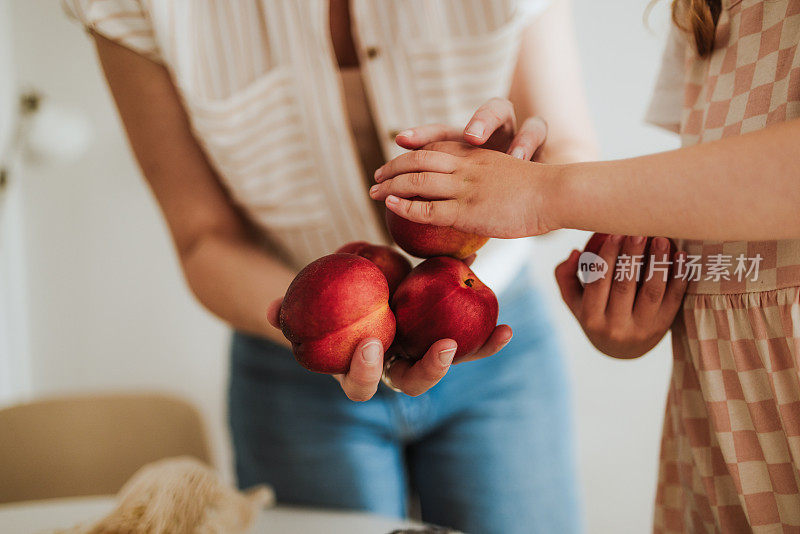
[[681, 0, 800, 146], [653, 1, 800, 531], [655, 292, 800, 532], [680, 240, 800, 295]]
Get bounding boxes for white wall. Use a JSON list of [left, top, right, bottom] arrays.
[[6, 0, 231, 472], [0, 0, 32, 403], [5, 1, 680, 532]]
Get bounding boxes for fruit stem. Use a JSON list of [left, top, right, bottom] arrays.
[[464, 278, 474, 287]]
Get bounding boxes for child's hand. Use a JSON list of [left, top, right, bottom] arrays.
[[554, 235, 688, 359], [370, 141, 557, 238]]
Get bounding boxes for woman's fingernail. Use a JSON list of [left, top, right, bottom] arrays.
[[510, 147, 526, 159], [362, 341, 381, 365], [369, 185, 379, 197], [498, 338, 512, 351], [630, 235, 645, 245], [374, 167, 383, 181], [397, 129, 414, 139], [438, 347, 457, 365], [653, 237, 668, 251], [465, 121, 485, 139], [386, 195, 400, 206], [610, 234, 623, 244]]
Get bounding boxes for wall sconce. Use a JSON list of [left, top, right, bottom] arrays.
[[0, 90, 93, 200]]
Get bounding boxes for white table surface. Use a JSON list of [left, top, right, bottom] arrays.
[[0, 496, 427, 533]]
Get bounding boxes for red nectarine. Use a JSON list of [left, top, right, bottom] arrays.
[[280, 254, 396, 374], [335, 241, 412, 296], [391, 256, 498, 361], [385, 207, 488, 260], [584, 233, 610, 255]]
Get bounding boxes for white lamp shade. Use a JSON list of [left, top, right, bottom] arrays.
[[25, 102, 93, 163]]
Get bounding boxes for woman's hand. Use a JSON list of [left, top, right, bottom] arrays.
[[394, 97, 548, 161], [554, 235, 688, 359], [267, 298, 512, 401], [370, 141, 558, 238]]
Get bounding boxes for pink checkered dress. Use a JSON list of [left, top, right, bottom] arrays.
[[650, 1, 800, 531]]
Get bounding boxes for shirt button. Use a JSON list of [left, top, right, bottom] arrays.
[[365, 46, 380, 59]]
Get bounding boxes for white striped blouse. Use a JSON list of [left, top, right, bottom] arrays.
[[63, 0, 547, 284]]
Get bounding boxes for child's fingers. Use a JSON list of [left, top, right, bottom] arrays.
[[657, 251, 689, 329], [369, 172, 459, 201], [581, 234, 624, 317], [384, 196, 460, 227], [463, 97, 516, 145], [607, 235, 648, 320], [374, 149, 459, 183], [554, 250, 583, 315], [394, 124, 463, 150], [633, 238, 671, 322], [507, 116, 548, 160]]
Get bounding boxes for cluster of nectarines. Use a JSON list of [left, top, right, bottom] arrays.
[[278, 211, 499, 374]]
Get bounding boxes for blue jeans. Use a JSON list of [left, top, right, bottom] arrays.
[[228, 271, 582, 534]]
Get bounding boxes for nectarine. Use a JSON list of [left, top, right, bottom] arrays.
[[391, 256, 498, 361], [584, 233, 610, 255], [280, 254, 396, 374], [335, 241, 412, 296], [385, 207, 488, 259]]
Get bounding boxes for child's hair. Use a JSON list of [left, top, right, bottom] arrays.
[[671, 0, 722, 56]]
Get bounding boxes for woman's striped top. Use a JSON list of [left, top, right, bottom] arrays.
[[63, 0, 547, 281]]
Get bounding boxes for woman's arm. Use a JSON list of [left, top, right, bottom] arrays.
[[94, 34, 294, 343], [371, 117, 800, 241], [507, 0, 598, 163]]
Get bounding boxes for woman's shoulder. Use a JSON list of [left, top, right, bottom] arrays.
[[62, 0, 162, 64]]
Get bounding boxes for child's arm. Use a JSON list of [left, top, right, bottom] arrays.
[[370, 117, 800, 241], [555, 236, 688, 359]]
